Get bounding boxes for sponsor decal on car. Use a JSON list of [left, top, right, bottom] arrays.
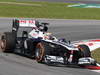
[[19, 20, 36, 27], [73, 39, 100, 51]]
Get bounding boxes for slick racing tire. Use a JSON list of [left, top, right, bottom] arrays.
[[78, 45, 91, 57], [35, 43, 45, 63], [0, 32, 16, 52]]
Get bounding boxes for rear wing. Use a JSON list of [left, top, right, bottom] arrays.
[[18, 20, 37, 27], [13, 19, 38, 27], [12, 19, 39, 32], [12, 19, 39, 37]]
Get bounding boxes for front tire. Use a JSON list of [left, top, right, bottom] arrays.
[[78, 45, 91, 57]]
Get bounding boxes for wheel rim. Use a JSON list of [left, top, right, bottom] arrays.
[[78, 47, 85, 57], [35, 48, 41, 59], [35, 43, 44, 62], [0, 39, 6, 52]]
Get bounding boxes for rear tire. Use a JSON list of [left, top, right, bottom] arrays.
[[35, 43, 45, 63], [78, 45, 91, 57], [0, 32, 16, 52]]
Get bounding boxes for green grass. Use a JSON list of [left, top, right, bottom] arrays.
[[0, 1, 100, 19], [92, 48, 100, 62]]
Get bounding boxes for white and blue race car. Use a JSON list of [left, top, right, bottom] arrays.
[[0, 19, 99, 68]]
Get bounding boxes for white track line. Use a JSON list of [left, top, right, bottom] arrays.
[[91, 70, 100, 73], [0, 2, 42, 6]]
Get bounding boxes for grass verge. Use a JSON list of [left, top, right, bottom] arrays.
[[0, 0, 16, 2], [92, 48, 100, 62], [0, 1, 100, 19]]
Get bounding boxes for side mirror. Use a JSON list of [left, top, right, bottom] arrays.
[[68, 40, 71, 44]]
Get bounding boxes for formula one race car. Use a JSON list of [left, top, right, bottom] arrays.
[[0, 19, 99, 68]]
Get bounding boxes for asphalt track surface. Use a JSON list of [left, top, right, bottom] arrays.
[[0, 18, 100, 75]]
